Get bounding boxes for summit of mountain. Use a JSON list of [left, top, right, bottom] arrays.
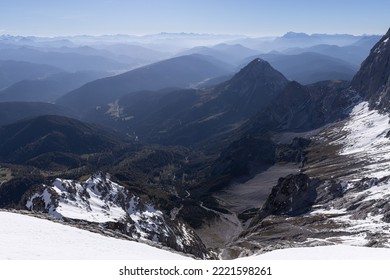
[[208, 58, 289, 116], [281, 32, 311, 39]]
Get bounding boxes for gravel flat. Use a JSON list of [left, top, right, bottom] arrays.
[[215, 163, 299, 214]]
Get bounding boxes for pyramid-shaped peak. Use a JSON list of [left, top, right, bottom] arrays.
[[230, 58, 288, 87], [248, 57, 270, 66], [213, 58, 289, 116], [246, 57, 271, 67]]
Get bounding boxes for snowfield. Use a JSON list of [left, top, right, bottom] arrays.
[[331, 101, 390, 179], [2, 211, 390, 260], [0, 211, 191, 260]]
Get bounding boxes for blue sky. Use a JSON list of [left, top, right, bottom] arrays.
[[0, 0, 389, 36]]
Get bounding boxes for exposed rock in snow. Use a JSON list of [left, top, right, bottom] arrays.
[[25, 173, 209, 259], [330, 101, 390, 180], [0, 211, 192, 260], [229, 173, 390, 258]]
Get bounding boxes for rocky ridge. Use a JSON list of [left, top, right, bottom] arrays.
[[24, 173, 210, 259], [352, 28, 390, 111]]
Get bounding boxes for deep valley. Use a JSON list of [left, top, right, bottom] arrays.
[[1, 27, 390, 260]]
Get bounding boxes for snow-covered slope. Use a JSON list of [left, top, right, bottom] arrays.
[[0, 211, 191, 260], [3, 211, 390, 260], [24, 174, 209, 259], [303, 102, 390, 245], [231, 110, 390, 257], [330, 101, 390, 180], [306, 177, 390, 247]]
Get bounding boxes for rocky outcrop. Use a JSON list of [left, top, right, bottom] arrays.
[[351, 28, 390, 111], [24, 173, 210, 259], [230, 175, 390, 258], [249, 174, 319, 226]]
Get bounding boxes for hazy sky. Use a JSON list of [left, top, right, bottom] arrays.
[[1, 0, 389, 37]]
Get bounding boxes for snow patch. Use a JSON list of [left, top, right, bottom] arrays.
[[331, 101, 390, 179], [308, 178, 390, 248]]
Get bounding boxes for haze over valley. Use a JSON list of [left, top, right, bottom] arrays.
[[1, 0, 390, 262]]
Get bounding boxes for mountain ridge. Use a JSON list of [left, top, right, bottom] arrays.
[[0, 115, 124, 165], [57, 54, 232, 114], [1, 28, 390, 260]]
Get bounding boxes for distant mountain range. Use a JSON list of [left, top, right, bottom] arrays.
[[173, 33, 378, 84], [0, 71, 109, 102], [0, 60, 63, 90], [1, 29, 390, 260], [178, 43, 259, 65], [250, 52, 358, 84], [0, 46, 130, 72], [57, 54, 233, 114], [235, 32, 381, 52]]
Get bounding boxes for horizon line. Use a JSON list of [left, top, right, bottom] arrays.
[[0, 31, 383, 39]]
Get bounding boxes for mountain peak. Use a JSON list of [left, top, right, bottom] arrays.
[[351, 27, 390, 111], [211, 58, 289, 117], [281, 32, 310, 39], [240, 58, 272, 72], [247, 57, 270, 66], [230, 58, 288, 88]]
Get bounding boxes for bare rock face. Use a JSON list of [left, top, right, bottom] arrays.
[[223, 58, 289, 111], [249, 173, 319, 226], [229, 175, 390, 258], [352, 28, 390, 111], [24, 173, 210, 259]]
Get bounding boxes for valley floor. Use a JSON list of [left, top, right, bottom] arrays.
[[195, 163, 299, 258], [216, 163, 300, 213]]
